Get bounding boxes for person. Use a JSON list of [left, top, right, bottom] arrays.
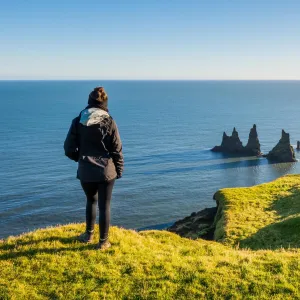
[[64, 87, 124, 250]]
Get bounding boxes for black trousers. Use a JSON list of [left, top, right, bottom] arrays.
[[80, 180, 115, 241]]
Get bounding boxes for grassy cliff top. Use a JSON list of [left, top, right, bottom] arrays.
[[214, 174, 300, 249], [2, 175, 300, 299], [1, 224, 300, 299]]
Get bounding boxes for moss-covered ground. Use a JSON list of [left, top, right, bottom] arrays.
[[2, 175, 300, 299], [214, 174, 300, 250]]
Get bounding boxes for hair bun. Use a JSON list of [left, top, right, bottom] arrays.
[[89, 86, 108, 104], [94, 87, 104, 93]]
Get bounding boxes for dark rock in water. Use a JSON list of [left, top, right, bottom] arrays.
[[244, 124, 261, 156], [211, 127, 244, 153], [211, 125, 261, 156], [167, 207, 217, 240], [297, 141, 300, 150], [265, 130, 297, 163]]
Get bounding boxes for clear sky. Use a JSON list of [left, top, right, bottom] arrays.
[[1, 0, 300, 80]]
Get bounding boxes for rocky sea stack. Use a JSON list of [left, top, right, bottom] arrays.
[[265, 130, 297, 163], [211, 127, 243, 153], [244, 124, 261, 156], [211, 124, 261, 156]]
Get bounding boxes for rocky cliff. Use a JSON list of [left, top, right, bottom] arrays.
[[167, 207, 217, 240], [265, 130, 297, 162]]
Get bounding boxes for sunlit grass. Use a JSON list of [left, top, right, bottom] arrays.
[[1, 223, 300, 299], [2, 175, 300, 299], [214, 174, 300, 249]]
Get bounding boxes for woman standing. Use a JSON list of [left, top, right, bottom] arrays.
[[64, 87, 124, 250]]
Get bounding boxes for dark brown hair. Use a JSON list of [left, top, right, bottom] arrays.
[[90, 87, 108, 102], [88, 86, 109, 111]]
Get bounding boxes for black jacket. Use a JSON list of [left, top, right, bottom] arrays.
[[64, 107, 124, 182]]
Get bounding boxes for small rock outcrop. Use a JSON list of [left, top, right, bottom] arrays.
[[167, 207, 217, 240], [211, 127, 244, 153], [211, 125, 261, 156], [265, 130, 297, 162], [244, 124, 261, 156]]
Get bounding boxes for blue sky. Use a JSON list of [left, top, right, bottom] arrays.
[[1, 0, 300, 80]]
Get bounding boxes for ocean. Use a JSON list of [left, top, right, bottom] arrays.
[[1, 80, 300, 239]]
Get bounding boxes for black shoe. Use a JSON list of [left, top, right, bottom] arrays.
[[95, 240, 111, 250], [77, 231, 94, 243]]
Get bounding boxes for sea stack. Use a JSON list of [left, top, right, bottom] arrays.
[[244, 124, 261, 156], [211, 127, 244, 153], [211, 125, 261, 155], [265, 130, 297, 162]]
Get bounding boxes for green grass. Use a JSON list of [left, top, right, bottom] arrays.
[[214, 174, 300, 249], [2, 175, 300, 299]]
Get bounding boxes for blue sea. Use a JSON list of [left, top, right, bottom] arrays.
[[1, 80, 300, 239]]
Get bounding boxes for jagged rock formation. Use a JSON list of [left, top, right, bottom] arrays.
[[265, 130, 297, 162], [167, 207, 217, 240], [211, 125, 261, 156], [211, 127, 244, 153], [244, 124, 261, 156]]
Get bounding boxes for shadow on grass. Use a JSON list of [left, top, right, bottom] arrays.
[[240, 186, 300, 250], [240, 216, 300, 250], [0, 236, 77, 251], [0, 235, 105, 260]]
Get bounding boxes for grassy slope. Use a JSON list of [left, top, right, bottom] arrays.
[[1, 175, 300, 299], [1, 225, 300, 299], [214, 174, 300, 250]]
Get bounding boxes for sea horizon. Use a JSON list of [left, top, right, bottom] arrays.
[[1, 79, 300, 82]]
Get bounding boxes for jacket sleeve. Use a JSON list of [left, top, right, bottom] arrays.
[[64, 117, 80, 162], [109, 120, 124, 178]]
